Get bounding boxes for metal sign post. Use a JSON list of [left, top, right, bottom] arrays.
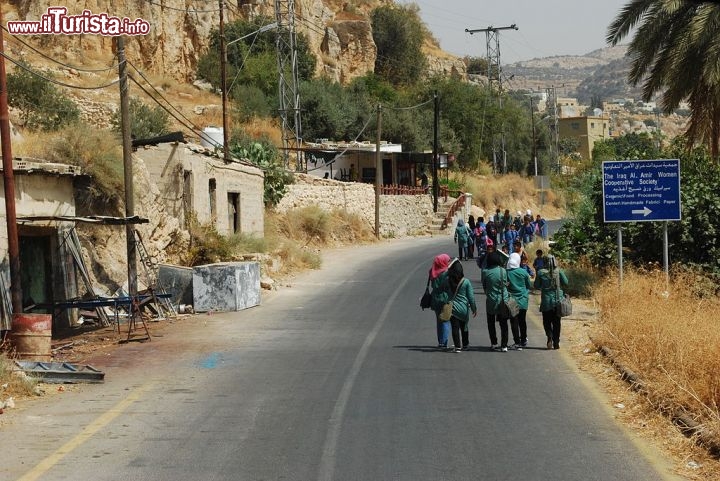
[[602, 159, 681, 291]]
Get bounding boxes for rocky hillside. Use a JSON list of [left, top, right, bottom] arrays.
[[3, 0, 465, 85], [505, 45, 643, 103]]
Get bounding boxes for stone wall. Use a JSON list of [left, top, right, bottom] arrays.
[[276, 174, 434, 237]]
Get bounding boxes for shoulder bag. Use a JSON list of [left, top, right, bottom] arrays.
[[553, 270, 572, 318], [420, 276, 432, 310], [499, 269, 520, 319], [439, 278, 464, 321]]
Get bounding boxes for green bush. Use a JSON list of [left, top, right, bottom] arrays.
[[7, 66, 80, 131], [233, 84, 273, 121], [552, 138, 720, 274], [563, 266, 600, 298], [110, 97, 170, 139], [197, 19, 316, 100], [229, 133, 293, 207], [187, 220, 266, 266]]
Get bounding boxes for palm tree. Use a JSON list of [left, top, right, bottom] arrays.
[[607, 1, 720, 159]]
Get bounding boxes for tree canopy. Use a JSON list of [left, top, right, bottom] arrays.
[[607, 1, 720, 159], [371, 5, 427, 87]]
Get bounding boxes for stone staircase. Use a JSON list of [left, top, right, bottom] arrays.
[[428, 197, 458, 235]]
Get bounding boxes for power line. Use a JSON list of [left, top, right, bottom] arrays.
[[386, 98, 434, 111], [0, 51, 119, 89], [140, 0, 221, 13], [126, 72, 265, 171], [1, 26, 118, 73], [226, 25, 263, 93], [127, 74, 201, 136], [126, 60, 201, 131]]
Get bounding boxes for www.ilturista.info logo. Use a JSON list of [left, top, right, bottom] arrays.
[[7, 7, 150, 36]]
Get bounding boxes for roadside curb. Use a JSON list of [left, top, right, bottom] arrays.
[[592, 339, 720, 458]]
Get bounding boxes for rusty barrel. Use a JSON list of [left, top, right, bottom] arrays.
[[11, 313, 52, 361]]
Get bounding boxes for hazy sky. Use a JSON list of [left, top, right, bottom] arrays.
[[396, 0, 632, 64]]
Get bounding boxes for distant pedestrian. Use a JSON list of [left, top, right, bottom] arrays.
[[534, 255, 569, 350], [521, 218, 535, 245], [533, 214, 548, 239], [533, 249, 545, 273], [428, 254, 452, 350], [454, 219, 471, 260], [467, 215, 477, 259], [420, 170, 429, 191], [520, 250, 535, 279], [446, 259, 477, 352]]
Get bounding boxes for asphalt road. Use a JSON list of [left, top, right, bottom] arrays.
[[2, 236, 678, 481]]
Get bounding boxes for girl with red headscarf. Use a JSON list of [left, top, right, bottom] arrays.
[[428, 254, 452, 350]]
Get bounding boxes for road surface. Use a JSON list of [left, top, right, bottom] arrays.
[[2, 236, 679, 481]]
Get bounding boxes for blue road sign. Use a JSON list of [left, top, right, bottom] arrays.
[[602, 159, 681, 223]]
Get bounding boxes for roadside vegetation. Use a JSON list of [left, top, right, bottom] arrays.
[[0, 352, 38, 400], [593, 269, 720, 455], [549, 131, 720, 462]]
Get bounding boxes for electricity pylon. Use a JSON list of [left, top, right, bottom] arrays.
[[465, 24, 518, 174], [275, 0, 303, 170]]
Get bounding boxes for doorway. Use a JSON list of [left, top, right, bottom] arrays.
[[228, 192, 240, 234], [19, 234, 53, 313]]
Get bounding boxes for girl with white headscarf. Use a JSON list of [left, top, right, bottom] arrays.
[[506, 252, 532, 349]]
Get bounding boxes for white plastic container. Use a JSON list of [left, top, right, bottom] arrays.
[[200, 127, 224, 148]]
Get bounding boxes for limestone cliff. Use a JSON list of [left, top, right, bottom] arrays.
[[4, 0, 464, 83]]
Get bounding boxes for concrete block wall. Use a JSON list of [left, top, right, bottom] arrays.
[[276, 174, 435, 237]]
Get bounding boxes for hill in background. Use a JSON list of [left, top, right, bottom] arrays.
[[505, 45, 643, 103]]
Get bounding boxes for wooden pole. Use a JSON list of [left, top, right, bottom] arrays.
[[0, 7, 22, 314], [117, 38, 137, 303], [375, 105, 382, 239]]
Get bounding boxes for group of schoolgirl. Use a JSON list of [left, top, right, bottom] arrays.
[[454, 209, 547, 264], [426, 247, 569, 353]]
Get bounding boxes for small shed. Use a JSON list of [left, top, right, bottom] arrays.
[[0, 159, 84, 331]]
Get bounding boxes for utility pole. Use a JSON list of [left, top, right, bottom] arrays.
[[433, 91, 439, 213], [219, 0, 230, 162], [117, 37, 137, 307], [465, 24, 518, 174], [529, 95, 538, 176], [545, 85, 560, 173], [375, 104, 382, 239], [0, 8, 22, 314]]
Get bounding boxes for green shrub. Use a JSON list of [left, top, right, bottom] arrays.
[[7, 65, 80, 131], [110, 97, 170, 139], [229, 133, 293, 207], [186, 216, 267, 266], [563, 266, 600, 298]]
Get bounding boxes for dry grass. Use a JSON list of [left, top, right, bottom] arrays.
[[592, 269, 720, 451], [0, 352, 38, 399], [264, 206, 376, 275], [454, 172, 565, 219], [239, 117, 282, 146]]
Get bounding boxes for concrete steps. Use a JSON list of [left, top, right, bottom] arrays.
[[428, 199, 457, 235]]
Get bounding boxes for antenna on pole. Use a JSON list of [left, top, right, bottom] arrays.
[[466, 24, 518, 174]]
